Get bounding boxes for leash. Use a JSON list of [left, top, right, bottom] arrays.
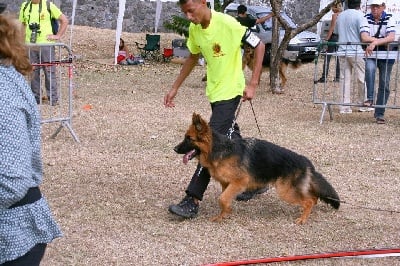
[[197, 100, 244, 176], [227, 100, 243, 139], [198, 99, 261, 177], [228, 100, 262, 139], [249, 100, 262, 138], [326, 197, 400, 214]]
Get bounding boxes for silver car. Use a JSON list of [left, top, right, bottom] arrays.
[[225, 3, 320, 63]]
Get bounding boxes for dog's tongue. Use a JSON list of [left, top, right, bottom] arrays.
[[183, 149, 196, 164]]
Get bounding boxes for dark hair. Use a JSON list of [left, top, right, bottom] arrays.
[[179, 0, 198, 5], [237, 4, 247, 15], [0, 3, 7, 14], [347, 0, 361, 9]]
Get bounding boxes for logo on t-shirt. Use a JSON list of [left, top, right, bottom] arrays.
[[212, 43, 225, 57]]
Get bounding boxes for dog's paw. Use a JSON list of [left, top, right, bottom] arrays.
[[272, 88, 285, 94], [210, 211, 231, 222], [210, 215, 224, 222], [295, 217, 307, 225]]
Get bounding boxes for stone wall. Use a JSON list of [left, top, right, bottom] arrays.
[[2, 0, 320, 33]]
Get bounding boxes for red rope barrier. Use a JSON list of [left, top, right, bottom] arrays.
[[204, 248, 400, 266]]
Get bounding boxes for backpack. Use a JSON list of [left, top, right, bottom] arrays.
[[22, 0, 59, 35]]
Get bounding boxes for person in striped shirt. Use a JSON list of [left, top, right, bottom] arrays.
[[363, 0, 396, 124]]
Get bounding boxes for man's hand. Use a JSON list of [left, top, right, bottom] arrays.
[[242, 83, 256, 102], [47, 34, 61, 41], [365, 42, 376, 57], [164, 88, 178, 107]]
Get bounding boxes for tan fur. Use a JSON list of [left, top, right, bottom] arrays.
[[186, 113, 325, 224]]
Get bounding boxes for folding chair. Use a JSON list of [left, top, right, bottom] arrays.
[[135, 34, 161, 60]]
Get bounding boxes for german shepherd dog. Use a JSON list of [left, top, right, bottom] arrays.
[[242, 44, 302, 94], [174, 113, 340, 224]]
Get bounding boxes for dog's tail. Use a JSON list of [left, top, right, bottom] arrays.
[[312, 171, 340, 209]]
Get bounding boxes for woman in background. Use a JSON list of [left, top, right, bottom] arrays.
[[0, 13, 62, 265], [117, 37, 134, 65], [318, 1, 342, 83]]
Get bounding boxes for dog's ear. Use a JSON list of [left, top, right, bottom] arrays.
[[192, 113, 206, 132]]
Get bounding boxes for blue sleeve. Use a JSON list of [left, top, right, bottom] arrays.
[[0, 76, 37, 209]]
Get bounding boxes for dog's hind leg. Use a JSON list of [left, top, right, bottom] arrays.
[[279, 62, 288, 91], [295, 197, 318, 225], [275, 176, 317, 225]]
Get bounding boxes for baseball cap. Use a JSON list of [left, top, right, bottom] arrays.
[[0, 3, 7, 14], [369, 0, 384, 6]]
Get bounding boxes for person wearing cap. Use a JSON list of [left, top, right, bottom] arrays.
[[363, 0, 396, 124]]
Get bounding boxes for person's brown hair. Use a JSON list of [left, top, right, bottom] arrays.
[[0, 14, 32, 76]]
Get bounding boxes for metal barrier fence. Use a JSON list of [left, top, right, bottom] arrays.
[[27, 43, 79, 142], [313, 41, 400, 124]]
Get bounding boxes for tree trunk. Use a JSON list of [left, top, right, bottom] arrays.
[[270, 15, 281, 93], [268, 0, 338, 93]]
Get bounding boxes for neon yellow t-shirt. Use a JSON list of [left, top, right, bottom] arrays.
[[19, 0, 62, 44], [187, 10, 246, 103]]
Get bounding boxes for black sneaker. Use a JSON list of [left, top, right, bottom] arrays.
[[317, 77, 326, 83], [236, 187, 269, 201], [168, 195, 199, 218]]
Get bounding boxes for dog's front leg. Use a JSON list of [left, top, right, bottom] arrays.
[[220, 181, 228, 193], [210, 182, 246, 222]]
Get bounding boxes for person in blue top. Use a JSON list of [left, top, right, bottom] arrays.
[[0, 12, 62, 265], [334, 0, 374, 114]]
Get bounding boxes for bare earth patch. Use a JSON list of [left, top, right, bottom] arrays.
[[39, 26, 400, 265]]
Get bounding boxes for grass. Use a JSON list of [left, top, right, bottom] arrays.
[[38, 26, 400, 266]]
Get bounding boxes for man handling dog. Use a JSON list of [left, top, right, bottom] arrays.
[[164, 0, 265, 219]]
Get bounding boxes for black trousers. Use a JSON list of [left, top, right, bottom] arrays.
[[2, 243, 47, 266], [186, 95, 242, 200]]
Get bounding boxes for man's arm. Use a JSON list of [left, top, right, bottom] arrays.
[[164, 53, 200, 107], [256, 13, 274, 25], [326, 13, 338, 40], [360, 31, 376, 43], [243, 41, 265, 101], [55, 14, 69, 39], [364, 31, 395, 56]]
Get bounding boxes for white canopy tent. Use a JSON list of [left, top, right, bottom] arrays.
[[68, 0, 214, 64]]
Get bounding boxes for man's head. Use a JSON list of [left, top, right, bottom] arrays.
[[347, 0, 361, 9], [178, 0, 209, 26], [369, 0, 385, 19], [332, 2, 343, 13], [237, 5, 247, 15], [369, 0, 385, 6]]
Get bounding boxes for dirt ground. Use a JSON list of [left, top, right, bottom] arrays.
[[38, 26, 400, 265]]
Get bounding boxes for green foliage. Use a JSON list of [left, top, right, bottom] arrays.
[[163, 15, 190, 38], [163, 0, 226, 37], [213, 1, 222, 12]]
